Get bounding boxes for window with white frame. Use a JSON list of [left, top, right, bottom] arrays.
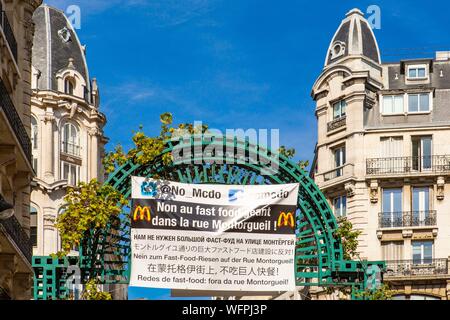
[[31, 116, 38, 149], [62, 122, 80, 156], [408, 93, 431, 112], [332, 100, 346, 119], [407, 65, 427, 79], [412, 241, 433, 265], [333, 196, 346, 217], [334, 146, 346, 168], [382, 95, 404, 114], [64, 77, 75, 95], [61, 161, 80, 186]]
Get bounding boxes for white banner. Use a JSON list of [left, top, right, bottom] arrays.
[[130, 178, 299, 292]]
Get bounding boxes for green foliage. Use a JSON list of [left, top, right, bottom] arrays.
[[355, 284, 393, 300], [103, 112, 210, 174], [56, 179, 128, 254], [335, 216, 362, 260], [278, 146, 310, 170], [81, 279, 112, 300], [104, 113, 309, 175]]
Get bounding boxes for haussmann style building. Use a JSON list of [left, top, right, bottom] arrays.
[[0, 0, 42, 300], [28, 4, 126, 300], [310, 8, 450, 300]]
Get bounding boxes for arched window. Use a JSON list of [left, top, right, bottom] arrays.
[[64, 77, 75, 95], [62, 122, 80, 156], [30, 206, 38, 247], [31, 116, 39, 172], [31, 116, 38, 149]]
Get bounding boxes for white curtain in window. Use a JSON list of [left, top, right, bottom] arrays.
[[382, 241, 403, 261], [381, 137, 403, 158]]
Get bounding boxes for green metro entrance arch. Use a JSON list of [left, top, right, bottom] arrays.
[[32, 135, 384, 300]]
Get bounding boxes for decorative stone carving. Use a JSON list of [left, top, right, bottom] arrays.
[[402, 229, 413, 239], [437, 176, 445, 200], [88, 127, 101, 137], [69, 102, 78, 118], [330, 41, 346, 60], [345, 182, 355, 198], [43, 213, 56, 229], [67, 57, 75, 69], [43, 114, 55, 123], [433, 229, 439, 237], [364, 90, 377, 109], [369, 180, 379, 203], [58, 27, 71, 43]]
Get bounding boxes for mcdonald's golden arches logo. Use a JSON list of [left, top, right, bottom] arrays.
[[133, 205, 151, 222], [277, 211, 294, 228]]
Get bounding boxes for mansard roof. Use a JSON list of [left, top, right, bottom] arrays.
[[32, 4, 91, 100]]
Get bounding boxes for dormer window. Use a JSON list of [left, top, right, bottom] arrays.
[[64, 78, 75, 95], [330, 41, 346, 60], [407, 65, 428, 80]]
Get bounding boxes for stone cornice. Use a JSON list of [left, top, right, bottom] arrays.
[[31, 91, 107, 124], [32, 177, 68, 193]]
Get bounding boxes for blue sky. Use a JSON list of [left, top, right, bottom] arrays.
[[45, 0, 450, 299]]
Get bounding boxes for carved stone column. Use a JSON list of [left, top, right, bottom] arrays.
[[0, 253, 17, 298], [88, 128, 100, 180], [43, 210, 57, 255], [42, 114, 55, 180]]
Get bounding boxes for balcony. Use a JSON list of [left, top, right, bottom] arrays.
[[0, 10, 17, 62], [366, 155, 450, 176], [61, 141, 81, 157], [323, 163, 354, 182], [0, 215, 32, 264], [378, 211, 437, 229], [327, 116, 346, 132], [0, 78, 32, 164], [384, 259, 449, 278]]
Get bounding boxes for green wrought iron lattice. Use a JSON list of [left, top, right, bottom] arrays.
[[33, 135, 384, 300]]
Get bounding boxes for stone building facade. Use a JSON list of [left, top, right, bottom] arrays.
[[311, 8, 450, 300], [30, 4, 107, 257], [29, 4, 126, 300], [0, 0, 42, 300]]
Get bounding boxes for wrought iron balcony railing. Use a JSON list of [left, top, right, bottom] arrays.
[[322, 163, 354, 182], [0, 11, 17, 61], [61, 141, 81, 157], [366, 155, 450, 176], [384, 259, 448, 277], [378, 211, 437, 229], [0, 78, 32, 164], [0, 215, 32, 264], [327, 116, 346, 132]]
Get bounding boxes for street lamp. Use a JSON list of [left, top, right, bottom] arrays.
[[0, 193, 14, 220]]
